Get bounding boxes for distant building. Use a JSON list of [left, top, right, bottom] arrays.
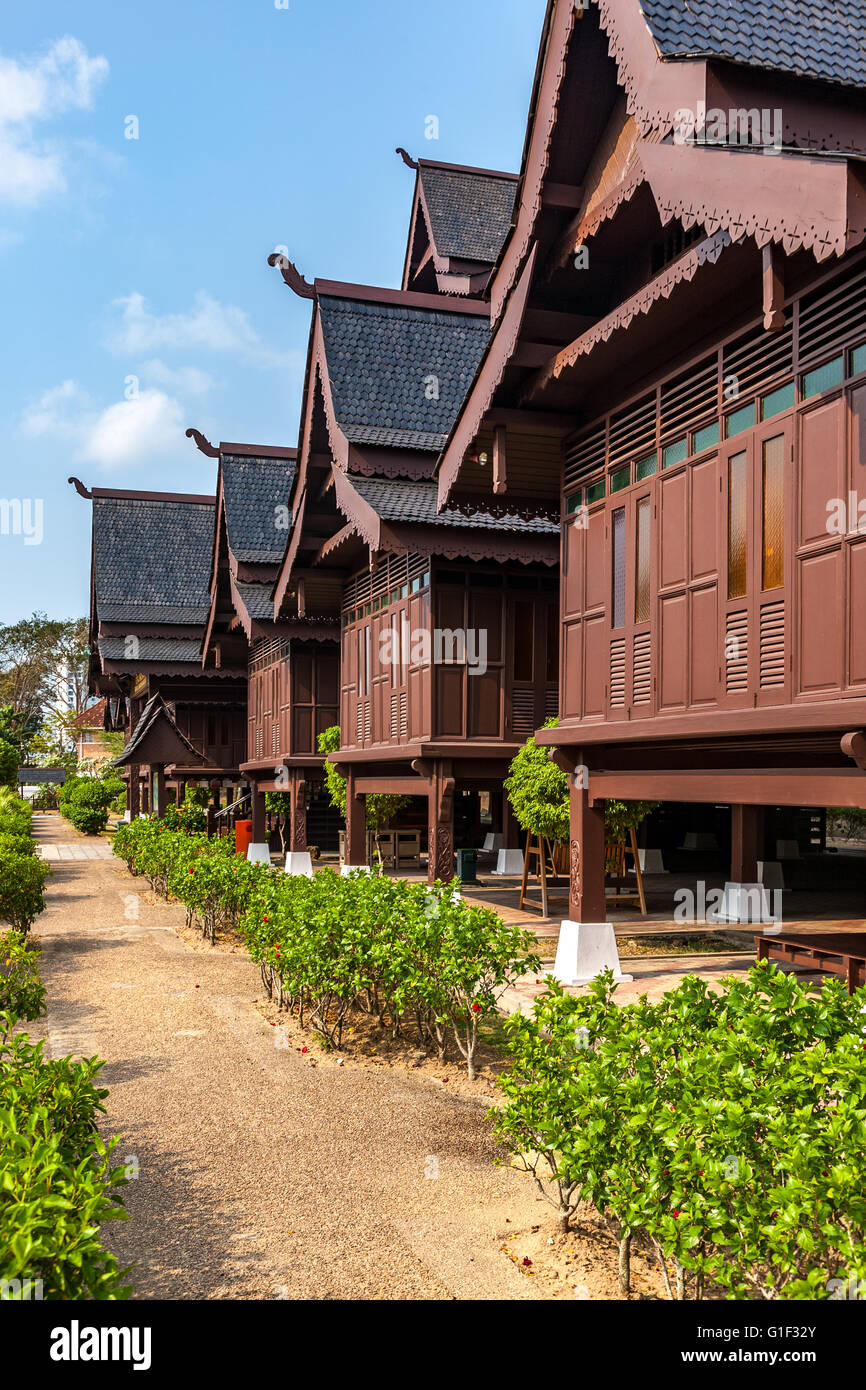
[[71, 699, 114, 765]]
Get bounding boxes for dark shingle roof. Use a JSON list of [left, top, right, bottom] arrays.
[[419, 166, 517, 263], [99, 637, 203, 664], [639, 0, 866, 89], [318, 297, 490, 452], [234, 582, 274, 619], [93, 496, 214, 626], [221, 455, 295, 563], [348, 476, 559, 533]]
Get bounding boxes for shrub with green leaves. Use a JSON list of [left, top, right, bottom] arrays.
[[0, 931, 45, 1020], [60, 778, 114, 835], [113, 819, 539, 1075], [0, 1019, 130, 1299], [0, 851, 50, 935], [496, 965, 866, 1300]]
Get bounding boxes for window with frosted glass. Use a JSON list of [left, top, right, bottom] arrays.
[[728, 451, 748, 598], [635, 497, 651, 623], [612, 508, 626, 629], [762, 434, 785, 590], [802, 355, 844, 399]]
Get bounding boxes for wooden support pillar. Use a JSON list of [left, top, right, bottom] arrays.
[[731, 804, 764, 882], [141, 778, 150, 815], [428, 760, 455, 885], [492, 424, 507, 495], [128, 767, 140, 819], [345, 770, 367, 867], [153, 765, 166, 819], [290, 774, 308, 852], [175, 781, 184, 808], [502, 790, 521, 849], [211, 784, 221, 810], [568, 781, 606, 922], [251, 787, 266, 843]]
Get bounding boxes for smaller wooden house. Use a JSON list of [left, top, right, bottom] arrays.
[[75, 478, 246, 815]]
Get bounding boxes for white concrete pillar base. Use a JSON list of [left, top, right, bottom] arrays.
[[716, 882, 782, 926], [637, 848, 666, 874], [549, 920, 633, 986], [341, 864, 372, 877], [758, 860, 785, 891], [493, 848, 525, 875], [284, 852, 314, 878], [246, 843, 271, 866]]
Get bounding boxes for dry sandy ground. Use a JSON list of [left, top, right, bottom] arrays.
[[28, 813, 614, 1302]]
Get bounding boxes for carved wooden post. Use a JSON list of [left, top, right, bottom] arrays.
[[428, 760, 455, 886], [175, 781, 184, 808], [290, 775, 308, 852], [568, 780, 606, 921], [345, 770, 367, 867], [128, 767, 140, 819]]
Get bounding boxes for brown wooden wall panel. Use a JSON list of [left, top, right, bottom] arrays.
[[690, 457, 718, 582], [435, 666, 465, 738], [852, 383, 866, 491], [798, 549, 843, 694], [658, 591, 688, 710], [848, 539, 866, 688], [583, 616, 606, 717], [562, 620, 582, 719], [584, 511, 606, 611], [659, 469, 688, 590], [468, 668, 501, 738], [799, 399, 845, 547], [564, 520, 582, 616], [690, 584, 718, 705]]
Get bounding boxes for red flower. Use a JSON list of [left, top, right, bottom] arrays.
[[471, 1003, 481, 1013], [672, 1211, 680, 1219], [188, 867, 194, 875], [263, 915, 269, 922], [301, 1046, 308, 1054], [522, 1257, 532, 1267]]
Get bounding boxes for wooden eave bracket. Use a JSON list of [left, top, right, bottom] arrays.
[[762, 243, 785, 331], [841, 731, 866, 771], [185, 428, 220, 459], [68, 476, 92, 499], [267, 252, 316, 299]]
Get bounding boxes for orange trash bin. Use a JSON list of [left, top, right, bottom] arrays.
[[235, 819, 253, 857]]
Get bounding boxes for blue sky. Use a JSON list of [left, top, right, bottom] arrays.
[[0, 0, 546, 625]]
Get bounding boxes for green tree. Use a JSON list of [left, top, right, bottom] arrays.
[[0, 739, 18, 788]]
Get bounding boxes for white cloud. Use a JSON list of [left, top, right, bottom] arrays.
[[20, 378, 188, 470], [0, 37, 109, 206], [140, 358, 217, 397], [107, 290, 290, 367]]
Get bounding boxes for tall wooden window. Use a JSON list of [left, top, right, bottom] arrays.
[[762, 434, 785, 589], [727, 451, 748, 598], [612, 508, 626, 628], [635, 497, 651, 623]]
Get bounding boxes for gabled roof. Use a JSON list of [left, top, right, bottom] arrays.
[[317, 293, 490, 452], [344, 475, 559, 533], [418, 163, 517, 264], [113, 693, 209, 769], [93, 494, 215, 627], [637, 0, 866, 90], [72, 698, 107, 730], [98, 637, 204, 664], [221, 453, 296, 563]]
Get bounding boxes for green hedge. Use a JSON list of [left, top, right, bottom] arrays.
[[114, 818, 539, 1077], [496, 967, 866, 1300], [0, 795, 48, 936], [0, 934, 130, 1300]]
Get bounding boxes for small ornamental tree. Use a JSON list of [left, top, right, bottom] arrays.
[[317, 726, 409, 865], [265, 792, 292, 854], [0, 930, 46, 1019], [503, 718, 570, 842], [0, 737, 18, 788], [504, 719, 658, 845], [0, 851, 50, 934]]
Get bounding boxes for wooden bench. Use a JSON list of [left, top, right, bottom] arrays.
[[755, 932, 866, 994]]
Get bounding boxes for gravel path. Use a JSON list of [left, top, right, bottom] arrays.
[[27, 814, 549, 1301]]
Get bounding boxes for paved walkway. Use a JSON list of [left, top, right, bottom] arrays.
[[26, 815, 552, 1301]]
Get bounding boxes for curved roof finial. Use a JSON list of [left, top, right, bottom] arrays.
[[185, 427, 220, 458], [68, 476, 92, 499], [396, 147, 418, 170], [267, 252, 316, 299]]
